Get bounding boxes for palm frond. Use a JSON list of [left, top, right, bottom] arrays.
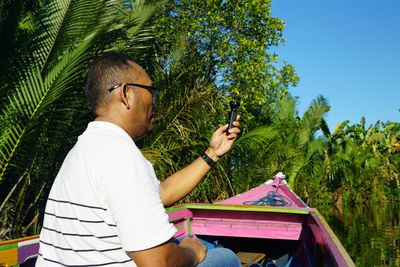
[[235, 126, 278, 152], [0, 0, 159, 238], [0, 0, 157, 182], [298, 95, 330, 146], [274, 97, 297, 125]]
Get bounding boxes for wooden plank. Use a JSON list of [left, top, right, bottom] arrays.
[[236, 251, 266, 266], [189, 208, 305, 240], [0, 247, 18, 266]]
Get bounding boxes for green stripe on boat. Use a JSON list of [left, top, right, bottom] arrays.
[[0, 243, 18, 250], [167, 204, 310, 215]]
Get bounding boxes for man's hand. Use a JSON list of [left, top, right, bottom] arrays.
[[159, 116, 240, 206], [179, 236, 207, 264], [130, 236, 206, 267], [206, 116, 241, 160]]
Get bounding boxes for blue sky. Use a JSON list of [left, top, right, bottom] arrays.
[[271, 0, 400, 131]]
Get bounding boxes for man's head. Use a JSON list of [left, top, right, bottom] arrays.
[[85, 53, 156, 140]]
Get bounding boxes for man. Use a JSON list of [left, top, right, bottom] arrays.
[[36, 53, 241, 266]]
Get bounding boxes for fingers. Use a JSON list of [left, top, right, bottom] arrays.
[[216, 115, 241, 134], [226, 130, 240, 140], [227, 116, 241, 135], [217, 124, 229, 134]]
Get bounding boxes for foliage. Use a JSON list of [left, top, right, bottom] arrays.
[[321, 119, 400, 205], [152, 0, 299, 125], [0, 0, 158, 240], [0, 0, 399, 241], [227, 95, 332, 205], [0, 0, 297, 239], [141, 60, 229, 203], [137, 0, 301, 202]]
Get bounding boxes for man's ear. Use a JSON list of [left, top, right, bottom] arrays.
[[119, 83, 131, 110]]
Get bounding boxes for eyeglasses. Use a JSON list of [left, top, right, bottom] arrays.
[[106, 83, 159, 106]]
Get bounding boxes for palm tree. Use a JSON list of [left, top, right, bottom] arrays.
[[0, 0, 158, 239]]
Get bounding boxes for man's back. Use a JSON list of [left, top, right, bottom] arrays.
[[36, 121, 176, 266]]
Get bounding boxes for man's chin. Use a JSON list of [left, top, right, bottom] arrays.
[[132, 125, 154, 141]]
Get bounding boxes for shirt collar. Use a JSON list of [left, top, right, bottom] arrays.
[[87, 121, 133, 142]]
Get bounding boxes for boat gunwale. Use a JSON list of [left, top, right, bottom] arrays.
[[167, 203, 311, 216], [311, 208, 355, 267]]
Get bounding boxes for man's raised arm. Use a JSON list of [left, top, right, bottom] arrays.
[[159, 119, 240, 206]]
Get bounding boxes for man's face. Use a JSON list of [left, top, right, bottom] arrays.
[[127, 63, 156, 140]]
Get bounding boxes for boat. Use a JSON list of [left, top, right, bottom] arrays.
[[0, 173, 355, 266]]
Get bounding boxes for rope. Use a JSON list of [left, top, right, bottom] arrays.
[[243, 190, 292, 207]]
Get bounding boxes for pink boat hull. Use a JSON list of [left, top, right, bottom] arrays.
[[168, 177, 354, 267], [0, 177, 354, 266]]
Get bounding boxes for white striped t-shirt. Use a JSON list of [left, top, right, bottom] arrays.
[[36, 121, 176, 266]]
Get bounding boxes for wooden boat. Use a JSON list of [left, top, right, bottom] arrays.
[[0, 173, 355, 266]]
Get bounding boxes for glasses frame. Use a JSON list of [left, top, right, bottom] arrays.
[[106, 83, 158, 106]]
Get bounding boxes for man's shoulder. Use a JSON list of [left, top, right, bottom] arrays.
[[79, 122, 138, 154]]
